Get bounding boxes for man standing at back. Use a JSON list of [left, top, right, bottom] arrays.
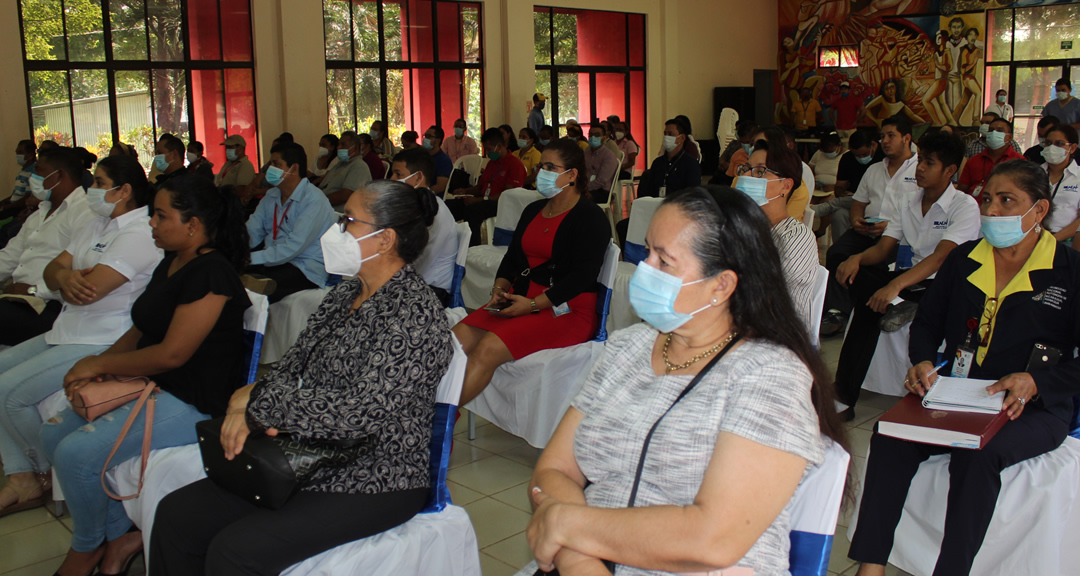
[[832, 82, 863, 151], [528, 93, 546, 136], [444, 118, 479, 164]]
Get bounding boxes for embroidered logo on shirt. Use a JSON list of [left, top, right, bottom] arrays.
[[933, 219, 949, 229], [1032, 286, 1067, 310], [904, 177, 917, 183], [92, 242, 108, 253]]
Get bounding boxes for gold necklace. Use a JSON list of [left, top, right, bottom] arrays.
[[663, 331, 737, 374]]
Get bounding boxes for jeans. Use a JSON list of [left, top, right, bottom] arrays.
[[40, 390, 208, 552], [0, 335, 107, 475]]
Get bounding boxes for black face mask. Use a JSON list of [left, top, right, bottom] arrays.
[[537, 101, 546, 110]]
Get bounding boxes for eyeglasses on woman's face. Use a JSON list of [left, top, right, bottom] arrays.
[[735, 164, 782, 179], [337, 214, 378, 234]]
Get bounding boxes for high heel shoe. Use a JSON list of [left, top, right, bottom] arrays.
[[93, 549, 143, 576]]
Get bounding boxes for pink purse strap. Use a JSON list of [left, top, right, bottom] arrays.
[[100, 378, 157, 501]]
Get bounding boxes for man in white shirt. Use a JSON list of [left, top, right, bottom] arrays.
[[0, 148, 94, 345], [832, 131, 980, 419], [391, 148, 457, 306], [987, 89, 1014, 121], [821, 116, 920, 336]]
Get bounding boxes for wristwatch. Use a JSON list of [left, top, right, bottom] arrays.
[[530, 299, 539, 314], [27, 286, 37, 296]]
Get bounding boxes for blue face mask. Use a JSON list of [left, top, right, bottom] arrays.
[[589, 136, 603, 149], [153, 154, 169, 171], [87, 186, 120, 218], [856, 154, 873, 165], [422, 138, 434, 150], [536, 168, 568, 198], [979, 124, 991, 137], [337, 147, 352, 162], [265, 165, 290, 187], [628, 261, 710, 333], [517, 139, 528, 150], [742, 143, 753, 156], [454, 128, 465, 138], [986, 131, 1007, 150], [734, 175, 778, 206], [226, 148, 238, 162], [540, 139, 551, 146], [981, 203, 1037, 248]]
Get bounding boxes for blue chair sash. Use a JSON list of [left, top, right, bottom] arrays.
[[242, 330, 263, 385], [493, 227, 514, 247], [593, 283, 613, 342], [450, 265, 466, 309], [422, 402, 456, 513], [624, 242, 647, 267], [789, 530, 832, 576]]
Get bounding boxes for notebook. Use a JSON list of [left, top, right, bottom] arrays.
[[878, 393, 1009, 450], [920, 377, 1004, 414]]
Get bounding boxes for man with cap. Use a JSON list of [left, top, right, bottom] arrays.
[[215, 134, 257, 190], [529, 93, 547, 135], [832, 81, 863, 152]]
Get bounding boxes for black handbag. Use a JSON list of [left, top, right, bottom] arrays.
[[196, 417, 374, 509]]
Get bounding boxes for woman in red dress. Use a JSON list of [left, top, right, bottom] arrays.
[[454, 139, 611, 405]]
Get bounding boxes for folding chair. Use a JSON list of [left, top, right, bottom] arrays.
[[449, 222, 471, 309], [460, 188, 543, 310]]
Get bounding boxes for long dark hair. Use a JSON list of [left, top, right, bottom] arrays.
[[664, 186, 848, 454], [543, 138, 588, 196], [160, 174, 250, 271], [358, 180, 439, 264], [96, 155, 152, 207]]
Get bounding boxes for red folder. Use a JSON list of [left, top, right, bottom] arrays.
[[877, 393, 1010, 450]]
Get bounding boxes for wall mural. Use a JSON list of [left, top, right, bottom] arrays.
[[777, 0, 1079, 129]]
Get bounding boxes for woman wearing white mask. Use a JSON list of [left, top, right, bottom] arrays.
[[849, 160, 1080, 576], [151, 179, 451, 575], [809, 131, 843, 193], [309, 133, 340, 186], [0, 155, 163, 520], [525, 186, 847, 576], [453, 139, 610, 406], [1040, 125, 1080, 243]]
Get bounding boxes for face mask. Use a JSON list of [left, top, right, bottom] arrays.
[[615, 132, 626, 140], [628, 262, 711, 333], [487, 151, 501, 162], [337, 148, 352, 162], [15, 154, 25, 166], [978, 124, 990, 137], [536, 169, 569, 198], [663, 135, 678, 152], [318, 147, 329, 158], [742, 144, 753, 156], [825, 151, 840, 159], [540, 139, 551, 146], [29, 171, 56, 201], [986, 131, 1007, 151], [856, 154, 873, 165], [734, 175, 779, 206], [87, 186, 121, 218], [997, 95, 1007, 104], [1042, 144, 1070, 165], [226, 148, 238, 161], [320, 226, 384, 277], [369, 130, 380, 140], [454, 128, 465, 138], [981, 203, 1038, 249], [517, 139, 528, 149], [1039, 138, 1049, 148], [589, 136, 603, 149], [422, 138, 434, 151], [395, 171, 418, 185], [153, 154, 169, 171], [265, 165, 291, 187], [187, 152, 199, 163], [1058, 91, 1070, 101]]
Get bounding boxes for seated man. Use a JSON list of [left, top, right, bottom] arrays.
[[1, 140, 37, 222], [444, 118, 479, 164], [1024, 115, 1059, 163], [215, 134, 257, 190], [0, 148, 95, 345], [584, 124, 619, 204], [636, 117, 701, 198], [152, 135, 188, 191], [445, 128, 526, 246], [400, 130, 419, 150], [318, 130, 372, 210], [958, 117, 1026, 199], [812, 129, 885, 243], [244, 143, 337, 303], [422, 125, 453, 195], [185, 140, 215, 181], [392, 148, 457, 305], [833, 130, 980, 420], [357, 133, 386, 181]]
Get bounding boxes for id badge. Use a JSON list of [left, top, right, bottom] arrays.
[[951, 347, 974, 379], [659, 186, 667, 198], [552, 302, 571, 317], [971, 183, 984, 199]]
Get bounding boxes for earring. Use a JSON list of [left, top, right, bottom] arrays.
[[189, 232, 194, 237], [712, 298, 718, 304]]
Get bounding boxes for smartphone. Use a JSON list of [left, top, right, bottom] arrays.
[[1026, 343, 1062, 372], [484, 303, 510, 313], [864, 217, 888, 224]]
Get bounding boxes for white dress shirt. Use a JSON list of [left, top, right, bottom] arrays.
[[46, 210, 163, 345], [0, 188, 94, 296], [1044, 161, 1080, 234], [414, 193, 457, 291], [852, 154, 920, 222], [986, 102, 1014, 122], [883, 184, 981, 278]]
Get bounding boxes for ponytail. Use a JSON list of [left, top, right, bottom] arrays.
[[161, 175, 251, 272]]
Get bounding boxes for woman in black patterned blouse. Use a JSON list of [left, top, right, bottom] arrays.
[[150, 180, 454, 576]]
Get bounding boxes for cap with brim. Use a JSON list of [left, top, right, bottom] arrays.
[[840, 82, 850, 88], [535, 93, 547, 101], [221, 135, 246, 146]]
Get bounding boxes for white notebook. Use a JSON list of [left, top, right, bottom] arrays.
[[921, 377, 1005, 415]]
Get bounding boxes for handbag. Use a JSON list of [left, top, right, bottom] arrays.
[[533, 334, 742, 576], [196, 417, 375, 510], [70, 376, 159, 501]]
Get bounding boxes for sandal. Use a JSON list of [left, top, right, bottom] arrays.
[[0, 481, 49, 519]]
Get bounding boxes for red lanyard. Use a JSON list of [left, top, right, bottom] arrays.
[[272, 201, 292, 240]]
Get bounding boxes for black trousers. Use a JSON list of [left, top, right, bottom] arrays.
[[823, 229, 885, 315], [150, 478, 428, 576], [245, 264, 317, 304], [849, 408, 1068, 576], [833, 268, 928, 407], [0, 298, 61, 346], [445, 198, 498, 247]]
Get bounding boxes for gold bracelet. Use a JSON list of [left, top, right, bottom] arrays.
[[530, 299, 539, 313]]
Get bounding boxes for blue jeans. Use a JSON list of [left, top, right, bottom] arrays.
[[41, 390, 208, 552], [0, 335, 107, 475]]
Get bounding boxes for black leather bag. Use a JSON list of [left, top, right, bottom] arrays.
[[196, 417, 374, 510]]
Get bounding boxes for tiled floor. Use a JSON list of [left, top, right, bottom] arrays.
[[0, 334, 912, 576]]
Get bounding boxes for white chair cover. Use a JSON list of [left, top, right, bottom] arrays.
[[450, 222, 472, 309], [610, 261, 642, 334], [622, 197, 662, 266], [260, 287, 333, 364], [461, 189, 543, 309], [847, 436, 1080, 576], [717, 107, 739, 151], [808, 265, 828, 349], [453, 154, 484, 187], [803, 206, 815, 230]]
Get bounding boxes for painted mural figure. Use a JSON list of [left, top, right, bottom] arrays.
[[953, 27, 984, 124], [863, 79, 925, 129], [923, 30, 959, 127], [945, 17, 968, 116]]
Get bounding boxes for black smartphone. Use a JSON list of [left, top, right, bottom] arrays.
[[484, 303, 510, 313], [1026, 343, 1063, 372]]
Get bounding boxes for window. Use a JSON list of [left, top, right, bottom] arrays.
[[323, 0, 484, 144], [19, 0, 257, 167], [819, 46, 858, 68], [534, 7, 647, 170]]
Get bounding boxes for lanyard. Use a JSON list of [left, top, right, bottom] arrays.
[[1051, 174, 1066, 201], [272, 200, 292, 241]]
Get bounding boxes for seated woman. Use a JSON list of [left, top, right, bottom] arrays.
[[849, 160, 1080, 576], [453, 139, 610, 406], [149, 180, 451, 575], [809, 131, 843, 194], [526, 187, 847, 576], [41, 174, 252, 576], [737, 126, 811, 221], [0, 155, 162, 518]]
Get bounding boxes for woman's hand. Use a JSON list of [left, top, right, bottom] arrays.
[[493, 294, 534, 318], [904, 361, 938, 397], [527, 489, 567, 571], [57, 268, 98, 305], [867, 281, 902, 314], [553, 549, 613, 576], [987, 373, 1038, 420], [482, 287, 509, 311], [64, 355, 105, 387], [221, 384, 256, 460]]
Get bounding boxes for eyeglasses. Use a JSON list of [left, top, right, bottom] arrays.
[[537, 162, 566, 172], [337, 214, 377, 233], [735, 164, 782, 179], [977, 297, 999, 347]]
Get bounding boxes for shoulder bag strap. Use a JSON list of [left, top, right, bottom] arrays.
[[100, 378, 158, 501]]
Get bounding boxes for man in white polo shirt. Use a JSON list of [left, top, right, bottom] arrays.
[[831, 130, 980, 420], [390, 147, 457, 306], [820, 116, 920, 337]]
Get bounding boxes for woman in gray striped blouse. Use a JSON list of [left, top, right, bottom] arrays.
[[526, 187, 848, 576]]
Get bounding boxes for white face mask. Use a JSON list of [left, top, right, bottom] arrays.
[[615, 132, 626, 140], [186, 152, 199, 163], [87, 186, 121, 218], [319, 225, 384, 277], [663, 135, 678, 152], [395, 171, 418, 186], [318, 147, 330, 158], [15, 154, 25, 166]]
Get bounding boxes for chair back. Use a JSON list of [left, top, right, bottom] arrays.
[[242, 290, 270, 383], [492, 188, 543, 246], [803, 206, 815, 230], [788, 439, 850, 576], [450, 222, 472, 309], [422, 333, 468, 513], [624, 197, 663, 265], [808, 265, 828, 349], [1070, 393, 1080, 439], [381, 160, 390, 179], [593, 241, 621, 342], [453, 154, 484, 186], [717, 107, 739, 150]]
